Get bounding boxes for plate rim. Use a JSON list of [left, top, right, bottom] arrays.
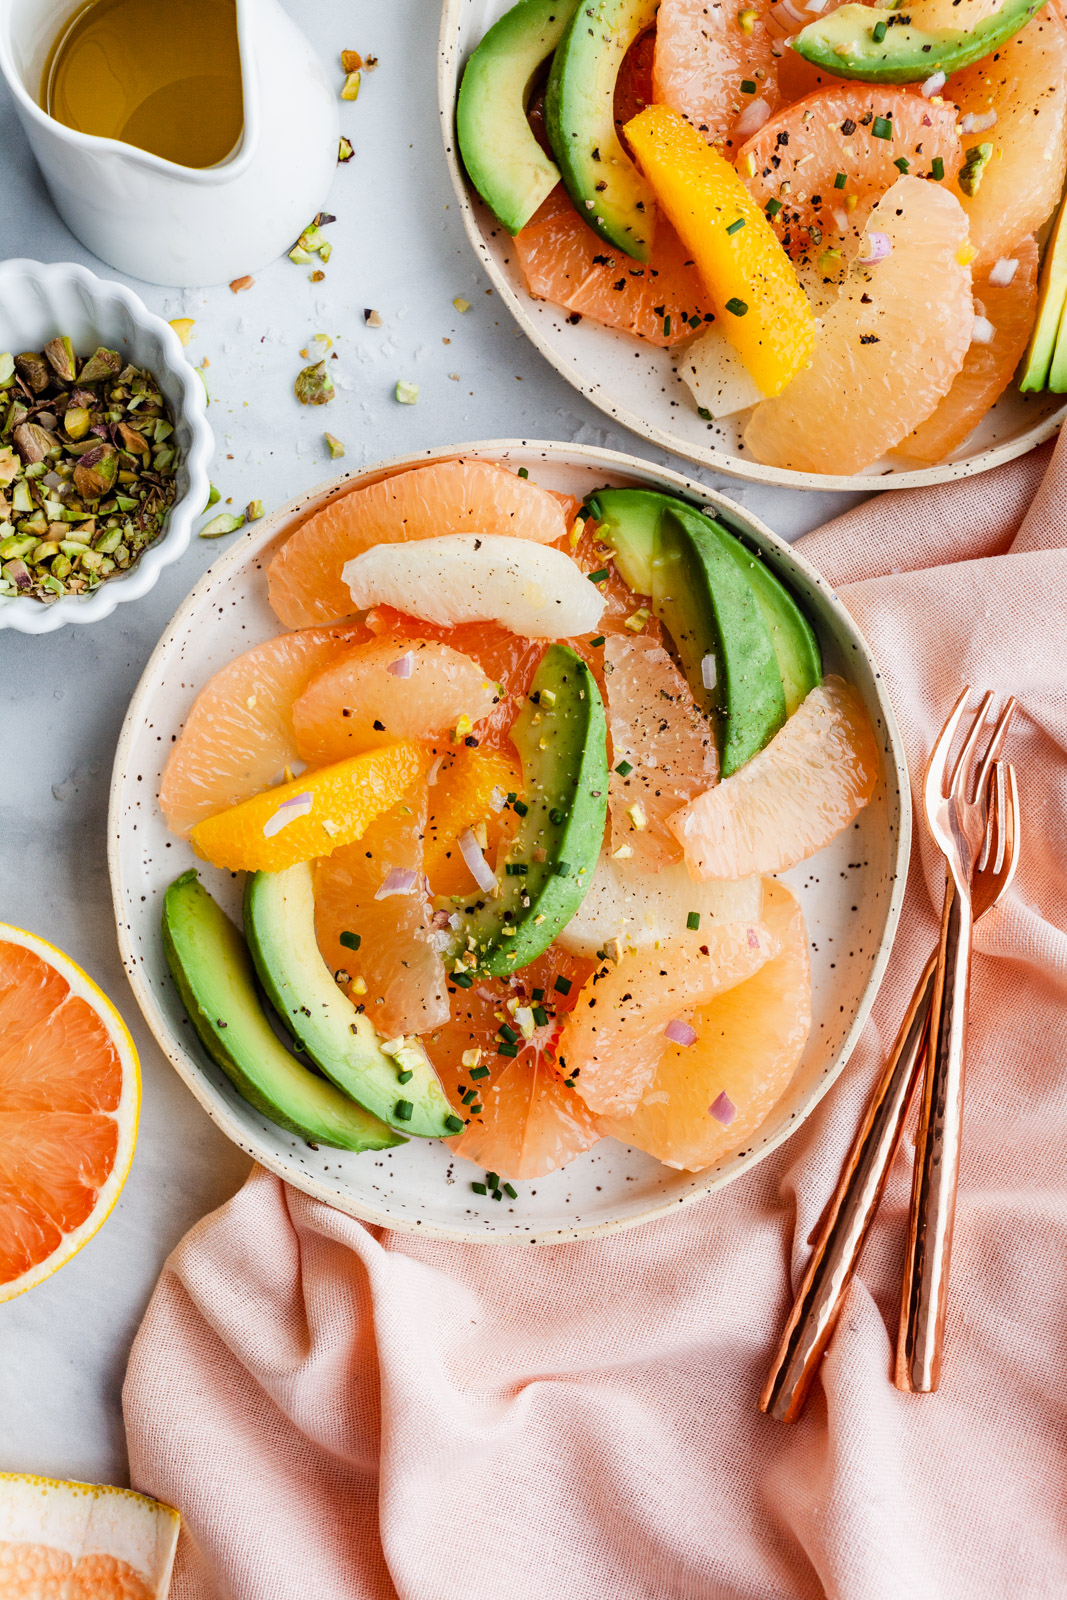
[[109, 438, 912, 1244], [436, 0, 1065, 494]]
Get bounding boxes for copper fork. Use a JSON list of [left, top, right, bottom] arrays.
[[895, 689, 1017, 1393], [759, 757, 1017, 1422]]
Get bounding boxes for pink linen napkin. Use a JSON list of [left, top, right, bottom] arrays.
[[124, 435, 1067, 1600]]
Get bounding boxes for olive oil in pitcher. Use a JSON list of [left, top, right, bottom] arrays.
[[43, 0, 243, 169]]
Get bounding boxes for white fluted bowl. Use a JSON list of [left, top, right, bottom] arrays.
[[0, 259, 212, 634]]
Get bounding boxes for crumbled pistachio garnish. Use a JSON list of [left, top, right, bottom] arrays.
[[204, 483, 221, 511], [352, 976, 367, 995], [342, 49, 363, 72], [737, 7, 758, 31], [626, 802, 648, 831], [0, 340, 180, 603], [295, 361, 335, 406], [300, 334, 333, 359], [338, 136, 355, 163], [310, 270, 326, 283], [624, 606, 651, 632], [453, 297, 471, 313], [958, 142, 993, 198], [395, 379, 419, 405], [229, 275, 254, 293], [246, 499, 265, 521], [364, 308, 383, 328], [341, 71, 361, 101], [199, 512, 245, 539], [289, 212, 336, 267], [289, 245, 313, 265], [324, 432, 345, 459]]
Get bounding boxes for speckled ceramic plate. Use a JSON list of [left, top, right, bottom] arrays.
[[109, 441, 910, 1243], [438, 0, 1065, 493]]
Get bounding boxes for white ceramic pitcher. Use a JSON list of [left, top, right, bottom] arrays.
[[0, 0, 340, 287]]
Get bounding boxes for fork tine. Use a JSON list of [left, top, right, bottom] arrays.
[[1000, 762, 1020, 895], [971, 695, 1017, 806], [949, 689, 994, 798], [977, 761, 1005, 874], [924, 685, 973, 807]]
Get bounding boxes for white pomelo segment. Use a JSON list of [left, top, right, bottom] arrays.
[[744, 177, 974, 474], [0, 1473, 180, 1596], [668, 677, 880, 880], [680, 322, 766, 419], [557, 850, 763, 957], [342, 535, 605, 639]]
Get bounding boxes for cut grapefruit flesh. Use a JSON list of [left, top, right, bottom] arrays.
[[738, 87, 960, 266], [946, 6, 1067, 266], [0, 1473, 180, 1600], [312, 777, 449, 1037], [744, 176, 974, 475], [0, 929, 139, 1302], [292, 634, 499, 765], [267, 459, 569, 629], [598, 878, 811, 1171], [669, 675, 879, 879], [556, 849, 764, 957], [896, 235, 1039, 463], [653, 0, 780, 150], [558, 920, 778, 1117], [435, 949, 600, 1179], [423, 747, 523, 897], [605, 633, 718, 871], [159, 625, 364, 837]]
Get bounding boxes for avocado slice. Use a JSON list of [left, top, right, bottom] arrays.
[[589, 488, 792, 774], [448, 643, 608, 977], [244, 862, 458, 1138], [1021, 191, 1067, 393], [790, 0, 1046, 84], [457, 0, 578, 234], [714, 519, 822, 716], [544, 0, 658, 262], [162, 871, 403, 1153]]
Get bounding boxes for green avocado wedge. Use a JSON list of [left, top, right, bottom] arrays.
[[162, 871, 403, 1153], [790, 0, 1046, 84], [457, 0, 578, 234], [544, 0, 659, 261], [714, 522, 822, 716], [244, 863, 458, 1139], [1020, 191, 1067, 392], [448, 644, 608, 977]]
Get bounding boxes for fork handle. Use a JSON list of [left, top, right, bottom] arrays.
[[896, 873, 974, 1393], [759, 953, 936, 1423]]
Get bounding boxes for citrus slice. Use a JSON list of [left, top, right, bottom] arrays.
[[946, 6, 1067, 265], [313, 779, 449, 1037], [292, 634, 499, 764], [268, 459, 569, 628], [598, 878, 811, 1170], [624, 103, 815, 395], [668, 675, 879, 879], [435, 947, 601, 1179], [0, 1473, 179, 1600], [423, 747, 523, 896], [0, 928, 139, 1302], [556, 849, 763, 956], [744, 176, 974, 474], [738, 86, 960, 265], [896, 235, 1039, 463], [606, 633, 718, 871], [653, 0, 780, 150], [190, 741, 425, 873], [558, 919, 778, 1116], [159, 625, 363, 836]]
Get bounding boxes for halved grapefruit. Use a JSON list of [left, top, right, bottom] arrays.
[[0, 1473, 179, 1600]]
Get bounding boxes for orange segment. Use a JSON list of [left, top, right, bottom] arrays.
[[669, 675, 879, 879], [190, 742, 425, 873], [897, 235, 1040, 463], [268, 459, 569, 628], [423, 747, 523, 897], [313, 779, 449, 1036], [558, 920, 778, 1116], [598, 879, 811, 1170], [292, 634, 499, 765], [653, 0, 780, 149], [624, 103, 815, 395], [159, 625, 364, 836], [0, 931, 139, 1302]]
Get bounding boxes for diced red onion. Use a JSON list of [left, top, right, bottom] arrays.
[[664, 1018, 698, 1048], [832, 207, 849, 232], [387, 651, 413, 678], [459, 827, 497, 893], [857, 231, 892, 265], [733, 98, 771, 139], [747, 927, 761, 950], [709, 1091, 737, 1125], [960, 110, 996, 134], [262, 792, 313, 837], [488, 786, 507, 813], [921, 113, 932, 127], [971, 315, 996, 346], [431, 908, 451, 929], [921, 71, 946, 98], [701, 653, 718, 691], [374, 866, 419, 899], [777, 0, 807, 26], [805, 0, 829, 12], [988, 257, 1019, 287]]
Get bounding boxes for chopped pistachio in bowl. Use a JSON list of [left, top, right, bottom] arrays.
[[0, 259, 212, 635]]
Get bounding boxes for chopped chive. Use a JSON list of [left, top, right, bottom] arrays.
[[766, 198, 782, 218], [834, 171, 847, 189], [615, 759, 633, 776], [554, 860, 572, 876], [589, 634, 606, 647], [517, 466, 529, 478], [506, 790, 518, 803], [461, 1087, 477, 1103], [686, 911, 701, 931], [532, 1005, 549, 1027], [491, 1188, 503, 1201], [472, 1181, 487, 1194], [893, 156, 910, 172], [697, 406, 712, 421], [470, 1064, 490, 1080], [587, 567, 609, 583], [740, 78, 757, 93], [872, 115, 892, 140], [394, 1099, 413, 1121], [725, 297, 749, 317], [339, 931, 361, 951], [662, 315, 671, 336], [486, 1171, 500, 1188], [586, 496, 603, 519], [554, 976, 572, 995], [451, 971, 474, 988], [726, 217, 746, 235], [931, 156, 944, 180], [444, 1113, 464, 1133], [505, 862, 528, 875], [498, 1041, 519, 1057], [503, 1182, 518, 1199], [470, 1103, 483, 1114], [499, 1023, 519, 1044], [531, 987, 545, 1001], [513, 799, 529, 817], [397, 1069, 414, 1084], [549, 807, 566, 824], [872, 19, 887, 40]]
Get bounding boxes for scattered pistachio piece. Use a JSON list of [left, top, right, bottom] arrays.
[[0, 353, 15, 389], [309, 270, 326, 283], [169, 318, 195, 346], [230, 275, 254, 293], [295, 361, 335, 406], [289, 245, 313, 265], [341, 49, 363, 72], [341, 70, 361, 101], [338, 136, 355, 163], [453, 297, 471, 313], [246, 499, 265, 521], [43, 337, 76, 384], [364, 308, 383, 328], [199, 512, 245, 539], [204, 483, 221, 511], [324, 432, 345, 459], [395, 379, 418, 405], [958, 142, 993, 198]]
